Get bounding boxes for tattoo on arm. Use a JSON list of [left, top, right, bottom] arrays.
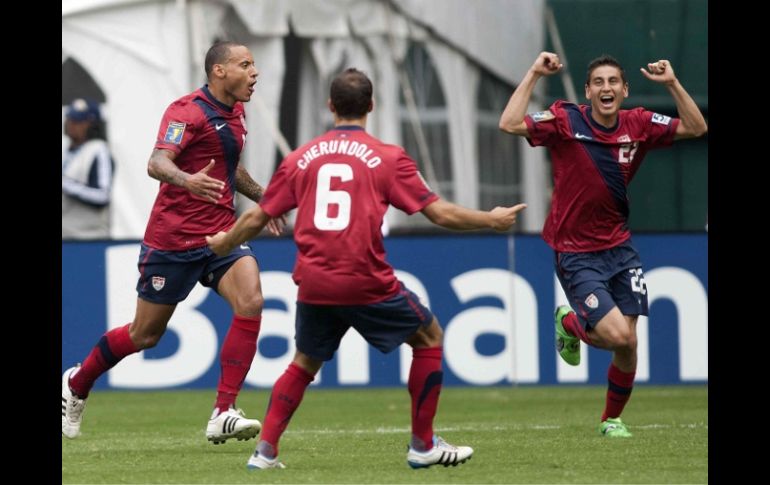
[[148, 149, 188, 187], [235, 164, 264, 202]]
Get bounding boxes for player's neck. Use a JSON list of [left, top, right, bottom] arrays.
[[207, 83, 235, 108], [590, 111, 618, 129], [333, 116, 367, 130]]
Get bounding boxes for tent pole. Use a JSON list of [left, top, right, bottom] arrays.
[[545, 5, 578, 104]]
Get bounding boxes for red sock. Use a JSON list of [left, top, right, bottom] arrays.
[[408, 346, 444, 451], [563, 312, 593, 345], [602, 362, 636, 421], [215, 315, 261, 413], [259, 362, 314, 456], [69, 323, 138, 398]]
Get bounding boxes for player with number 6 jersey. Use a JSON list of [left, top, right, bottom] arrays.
[[206, 68, 526, 470], [261, 126, 435, 305]]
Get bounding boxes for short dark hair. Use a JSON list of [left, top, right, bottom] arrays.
[[330, 68, 373, 119], [205, 41, 242, 78], [585, 55, 626, 85]]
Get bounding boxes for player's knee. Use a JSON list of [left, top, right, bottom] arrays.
[[293, 352, 322, 376], [425, 320, 443, 346], [234, 293, 264, 316], [605, 327, 635, 350], [409, 317, 443, 348], [622, 331, 637, 352]]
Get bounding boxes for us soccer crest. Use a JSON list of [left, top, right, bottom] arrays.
[[152, 276, 166, 291], [584, 293, 599, 309]]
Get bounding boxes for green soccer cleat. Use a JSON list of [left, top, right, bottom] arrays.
[[599, 418, 633, 438], [554, 305, 580, 366]]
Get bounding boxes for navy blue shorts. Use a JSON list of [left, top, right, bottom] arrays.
[[136, 243, 256, 305], [295, 282, 435, 362], [554, 239, 648, 330]]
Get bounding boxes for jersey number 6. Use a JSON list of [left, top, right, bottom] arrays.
[[314, 163, 353, 231]]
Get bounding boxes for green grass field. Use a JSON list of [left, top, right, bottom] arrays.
[[62, 385, 707, 484]]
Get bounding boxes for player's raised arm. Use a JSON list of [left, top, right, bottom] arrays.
[[499, 51, 563, 136], [640, 60, 707, 140]]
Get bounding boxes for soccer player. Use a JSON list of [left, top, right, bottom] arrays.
[[498, 52, 707, 437], [62, 41, 284, 444], [206, 68, 527, 469]]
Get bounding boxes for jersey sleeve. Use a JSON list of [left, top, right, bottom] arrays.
[[637, 108, 680, 148], [259, 161, 297, 217], [524, 100, 566, 147], [154, 101, 200, 155], [387, 150, 439, 215]]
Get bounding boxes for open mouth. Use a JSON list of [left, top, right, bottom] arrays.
[[599, 95, 614, 108]]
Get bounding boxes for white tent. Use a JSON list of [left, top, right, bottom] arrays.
[[62, 0, 548, 238]]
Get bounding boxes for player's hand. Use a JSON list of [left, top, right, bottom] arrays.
[[489, 203, 528, 231], [532, 52, 563, 77], [266, 214, 288, 236], [206, 231, 233, 256], [640, 60, 676, 85], [185, 159, 225, 203]]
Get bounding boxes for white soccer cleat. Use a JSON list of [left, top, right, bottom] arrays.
[[247, 452, 286, 470], [407, 436, 473, 469], [61, 365, 87, 439], [206, 407, 262, 444]]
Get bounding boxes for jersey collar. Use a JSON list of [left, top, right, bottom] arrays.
[[201, 84, 234, 113], [585, 107, 619, 133]]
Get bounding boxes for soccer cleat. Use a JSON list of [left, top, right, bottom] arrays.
[[554, 305, 581, 366], [62, 365, 87, 439], [247, 452, 286, 470], [206, 407, 262, 444], [599, 417, 633, 438], [407, 436, 473, 469]]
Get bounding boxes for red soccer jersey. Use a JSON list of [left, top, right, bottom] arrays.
[[144, 86, 247, 250], [260, 126, 438, 305], [525, 100, 679, 252]]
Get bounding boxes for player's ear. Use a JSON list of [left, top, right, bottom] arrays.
[[327, 98, 335, 113], [623, 82, 629, 99], [584, 83, 591, 100], [368, 99, 374, 113], [212, 63, 226, 79]]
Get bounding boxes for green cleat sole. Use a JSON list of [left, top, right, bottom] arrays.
[[554, 305, 581, 366]]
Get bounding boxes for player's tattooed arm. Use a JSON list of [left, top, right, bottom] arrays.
[[147, 149, 224, 203], [235, 164, 286, 236], [147, 149, 187, 186], [234, 164, 264, 202]]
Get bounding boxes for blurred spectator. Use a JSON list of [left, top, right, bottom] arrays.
[[62, 98, 114, 239]]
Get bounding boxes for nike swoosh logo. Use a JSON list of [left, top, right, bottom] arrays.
[[240, 244, 250, 250], [215, 123, 226, 131], [574, 133, 592, 140]]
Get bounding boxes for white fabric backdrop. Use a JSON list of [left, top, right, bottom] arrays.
[[62, 0, 547, 238]]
